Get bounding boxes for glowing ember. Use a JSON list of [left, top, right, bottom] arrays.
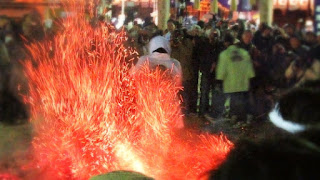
[[23, 1, 233, 179], [0, 173, 19, 180]]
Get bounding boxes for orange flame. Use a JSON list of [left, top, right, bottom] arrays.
[[23, 1, 233, 179]]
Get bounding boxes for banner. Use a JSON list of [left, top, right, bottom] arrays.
[[273, 0, 310, 11], [210, 0, 219, 14]]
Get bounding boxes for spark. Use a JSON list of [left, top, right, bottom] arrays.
[[0, 173, 19, 180], [23, 1, 233, 179]]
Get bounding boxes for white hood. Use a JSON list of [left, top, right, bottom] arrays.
[[148, 36, 171, 55]]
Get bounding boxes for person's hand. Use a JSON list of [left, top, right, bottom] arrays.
[[210, 63, 216, 73]]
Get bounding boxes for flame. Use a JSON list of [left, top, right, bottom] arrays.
[[23, 1, 233, 179], [0, 173, 20, 180]]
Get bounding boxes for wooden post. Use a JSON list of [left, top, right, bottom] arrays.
[[210, 0, 218, 14], [157, 0, 170, 30], [259, 0, 273, 26], [230, 0, 237, 11], [193, 0, 200, 10]]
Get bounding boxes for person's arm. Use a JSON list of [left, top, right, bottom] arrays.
[[171, 59, 183, 86], [285, 61, 296, 80], [0, 43, 10, 65], [299, 60, 320, 83], [216, 52, 226, 81], [247, 53, 255, 79]]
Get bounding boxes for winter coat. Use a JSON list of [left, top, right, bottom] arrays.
[[216, 45, 255, 93]]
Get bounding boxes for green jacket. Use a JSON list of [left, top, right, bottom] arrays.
[[216, 45, 255, 93]]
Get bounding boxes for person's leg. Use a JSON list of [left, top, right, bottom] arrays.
[[0, 66, 11, 122], [239, 92, 249, 121], [189, 70, 199, 114], [230, 92, 247, 122], [199, 72, 211, 116], [211, 84, 225, 118]]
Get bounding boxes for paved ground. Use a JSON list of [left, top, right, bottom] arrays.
[[0, 122, 33, 178], [183, 114, 286, 142]]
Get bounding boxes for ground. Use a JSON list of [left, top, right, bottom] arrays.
[[0, 122, 32, 178], [0, 115, 286, 178]]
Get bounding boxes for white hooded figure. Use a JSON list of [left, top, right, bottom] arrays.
[[131, 36, 182, 83]]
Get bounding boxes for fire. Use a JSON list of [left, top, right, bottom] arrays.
[[23, 1, 233, 179], [0, 173, 19, 180]]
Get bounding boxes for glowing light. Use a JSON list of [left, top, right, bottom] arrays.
[[150, 10, 158, 26], [306, 20, 313, 26], [111, 17, 117, 23], [0, 173, 19, 180], [23, 0, 233, 179], [134, 18, 144, 25], [116, 14, 125, 29], [273, 0, 311, 10]]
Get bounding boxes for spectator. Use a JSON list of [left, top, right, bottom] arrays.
[[171, 29, 194, 114], [164, 19, 176, 41], [283, 23, 296, 37], [198, 29, 223, 118], [285, 36, 313, 86], [0, 39, 10, 92], [216, 38, 255, 123], [22, 11, 44, 42], [236, 30, 259, 62], [229, 24, 240, 44], [289, 35, 309, 58], [208, 81, 320, 180], [188, 24, 202, 114], [303, 31, 317, 47], [269, 43, 289, 87], [253, 26, 273, 54]]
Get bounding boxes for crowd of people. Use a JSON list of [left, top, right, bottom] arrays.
[[0, 8, 320, 180], [125, 16, 320, 179], [126, 15, 320, 127], [1, 11, 320, 126], [0, 11, 45, 123]]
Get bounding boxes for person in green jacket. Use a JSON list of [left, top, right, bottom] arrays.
[[216, 44, 255, 123]]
